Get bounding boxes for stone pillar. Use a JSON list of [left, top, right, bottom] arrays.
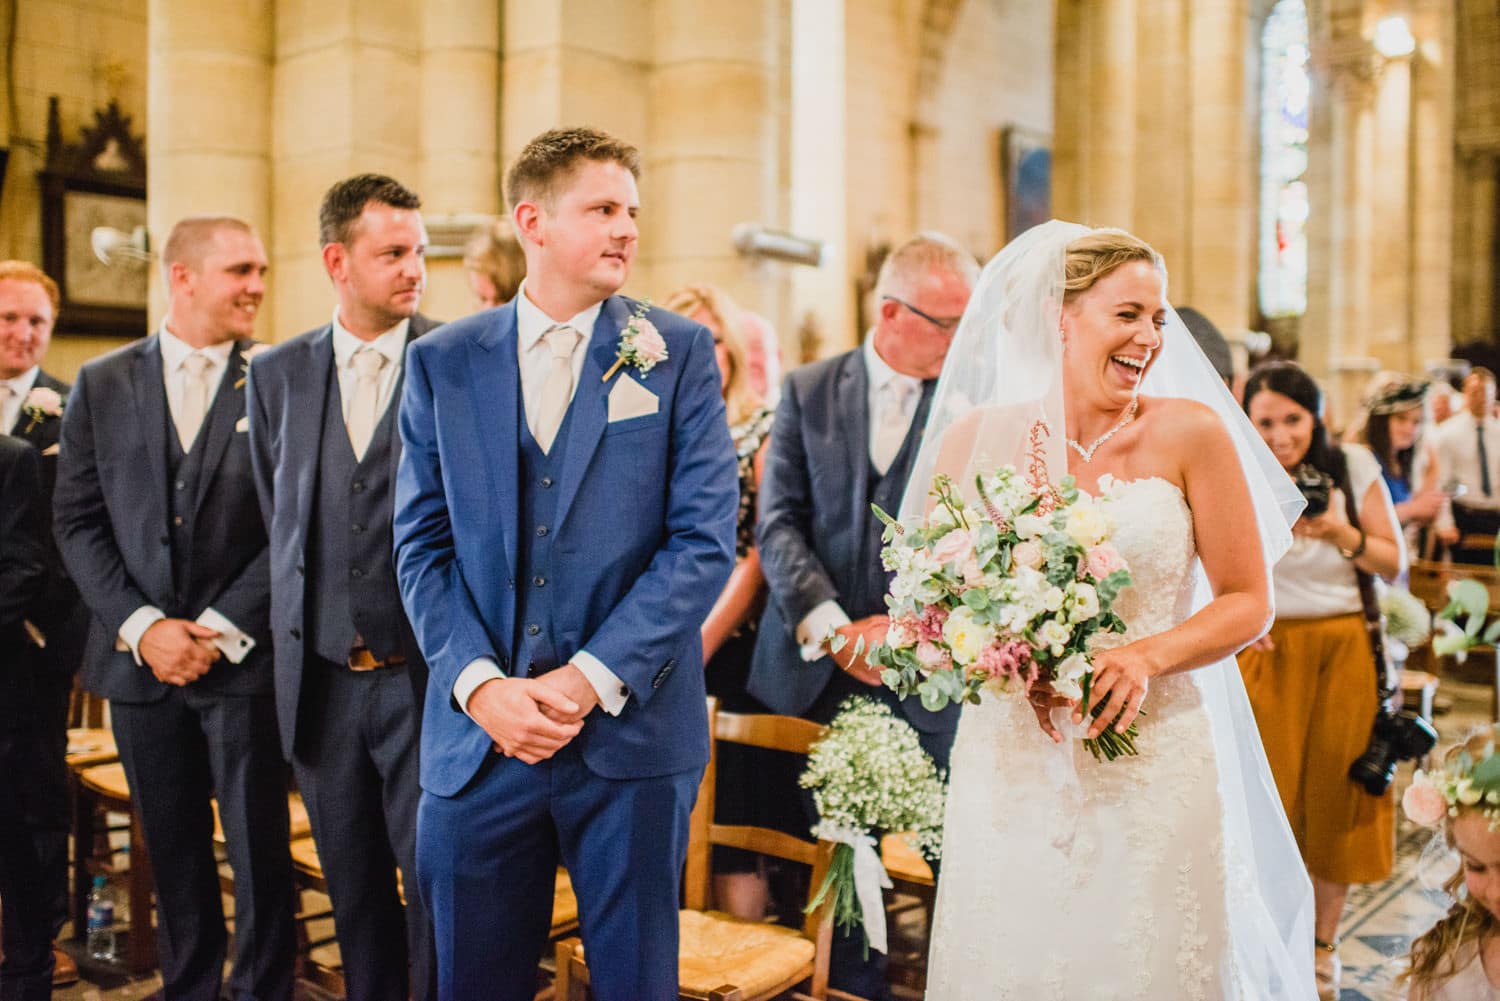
[[1087, 0, 1137, 228], [1408, 0, 1455, 369], [148, 0, 273, 332], [646, 0, 781, 315], [271, 0, 422, 340], [419, 0, 500, 319], [1133, 0, 1190, 290]]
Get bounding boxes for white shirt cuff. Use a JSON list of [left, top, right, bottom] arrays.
[[796, 600, 851, 662], [454, 657, 506, 716], [573, 650, 629, 716], [196, 607, 255, 664], [116, 606, 166, 665]]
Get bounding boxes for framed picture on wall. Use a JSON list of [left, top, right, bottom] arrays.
[[1002, 126, 1051, 242], [37, 96, 149, 337]]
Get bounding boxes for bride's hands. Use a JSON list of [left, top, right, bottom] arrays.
[[1027, 684, 1071, 744], [1074, 645, 1158, 739]]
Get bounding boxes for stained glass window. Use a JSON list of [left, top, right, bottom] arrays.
[[1259, 0, 1309, 318]]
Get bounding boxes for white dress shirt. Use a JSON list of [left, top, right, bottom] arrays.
[[452, 281, 629, 718], [116, 325, 255, 668], [331, 309, 409, 424], [0, 365, 39, 434], [1436, 410, 1500, 511], [793, 336, 922, 660]]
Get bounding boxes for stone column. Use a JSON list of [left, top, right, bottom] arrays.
[[1408, 0, 1455, 369], [1087, 0, 1137, 228], [148, 0, 273, 331], [418, 0, 500, 319], [271, 0, 422, 340], [646, 0, 782, 315]]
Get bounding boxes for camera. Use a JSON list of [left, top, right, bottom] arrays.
[[1348, 709, 1438, 795], [1292, 464, 1333, 519]]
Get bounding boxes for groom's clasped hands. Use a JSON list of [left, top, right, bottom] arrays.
[[467, 666, 601, 764]]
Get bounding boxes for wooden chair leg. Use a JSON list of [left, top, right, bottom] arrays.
[[125, 806, 156, 974], [70, 780, 95, 940]]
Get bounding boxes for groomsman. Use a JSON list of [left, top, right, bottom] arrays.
[[752, 232, 977, 999], [0, 435, 53, 999], [247, 173, 438, 1001], [0, 261, 86, 985], [394, 126, 739, 1000], [53, 217, 296, 1001]]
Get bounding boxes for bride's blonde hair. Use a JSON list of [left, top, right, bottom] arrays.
[[1062, 229, 1164, 303]]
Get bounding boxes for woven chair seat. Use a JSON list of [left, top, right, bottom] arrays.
[[78, 761, 129, 800], [65, 728, 118, 768], [211, 793, 311, 843], [881, 832, 933, 886]]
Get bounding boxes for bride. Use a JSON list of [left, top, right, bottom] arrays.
[[912, 222, 1316, 999]]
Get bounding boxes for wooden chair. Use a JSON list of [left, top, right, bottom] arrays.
[[71, 762, 156, 973], [554, 706, 843, 1001], [1411, 556, 1500, 718], [879, 833, 934, 993]]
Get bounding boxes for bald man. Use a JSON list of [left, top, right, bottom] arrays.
[[54, 217, 296, 1001]]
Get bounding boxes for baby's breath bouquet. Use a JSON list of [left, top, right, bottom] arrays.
[[866, 431, 1138, 761], [799, 698, 946, 955]]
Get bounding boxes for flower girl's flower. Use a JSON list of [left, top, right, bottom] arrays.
[[1401, 773, 1447, 827]]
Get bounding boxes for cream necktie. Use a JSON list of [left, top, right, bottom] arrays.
[[0, 384, 12, 433], [533, 325, 581, 454], [346, 347, 388, 460], [872, 379, 915, 475], [177, 352, 214, 450]]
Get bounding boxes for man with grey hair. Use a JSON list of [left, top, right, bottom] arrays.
[[54, 215, 296, 1001], [751, 231, 977, 998]]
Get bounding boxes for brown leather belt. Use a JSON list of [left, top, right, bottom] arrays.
[[347, 647, 406, 672]]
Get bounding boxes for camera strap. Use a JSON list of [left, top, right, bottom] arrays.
[[1339, 464, 1397, 703]]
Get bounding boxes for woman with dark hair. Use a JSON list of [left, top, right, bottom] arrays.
[[1240, 360, 1406, 1000], [1355, 375, 1456, 552]]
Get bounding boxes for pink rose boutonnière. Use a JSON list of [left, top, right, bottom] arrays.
[[21, 386, 63, 433], [602, 299, 668, 382]]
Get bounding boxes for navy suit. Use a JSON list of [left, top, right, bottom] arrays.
[[53, 335, 296, 1001], [7, 370, 85, 938], [751, 347, 958, 998], [0, 436, 54, 999], [247, 315, 440, 1001], [394, 296, 738, 1000]]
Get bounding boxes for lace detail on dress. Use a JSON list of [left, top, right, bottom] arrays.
[[926, 477, 1246, 1000]]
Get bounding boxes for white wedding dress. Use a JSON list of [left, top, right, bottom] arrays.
[[927, 476, 1261, 1000]]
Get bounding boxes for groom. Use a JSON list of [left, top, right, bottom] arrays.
[[393, 127, 739, 1000]]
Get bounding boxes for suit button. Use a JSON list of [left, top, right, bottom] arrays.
[[173, 515, 183, 526], [352, 480, 365, 493], [541, 477, 553, 488], [350, 567, 364, 579], [290, 627, 302, 640], [533, 576, 546, 588], [175, 479, 186, 491], [535, 525, 548, 537], [352, 523, 364, 533], [527, 624, 540, 636]]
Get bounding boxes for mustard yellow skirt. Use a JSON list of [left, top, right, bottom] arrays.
[[1238, 613, 1395, 884]]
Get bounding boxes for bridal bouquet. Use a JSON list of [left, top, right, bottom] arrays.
[[866, 439, 1139, 762], [800, 697, 946, 955]]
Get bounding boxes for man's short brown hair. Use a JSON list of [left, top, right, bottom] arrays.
[[0, 261, 60, 313], [319, 174, 422, 247], [504, 127, 641, 213]]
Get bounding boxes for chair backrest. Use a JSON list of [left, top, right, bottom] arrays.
[[683, 707, 834, 942]]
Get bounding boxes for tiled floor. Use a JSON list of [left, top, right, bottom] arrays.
[[52, 673, 1496, 1000]]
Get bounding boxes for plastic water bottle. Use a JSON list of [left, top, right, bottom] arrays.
[[86, 876, 117, 961]]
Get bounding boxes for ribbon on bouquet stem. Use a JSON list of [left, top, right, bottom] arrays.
[[812, 823, 894, 953], [1045, 705, 1088, 852]]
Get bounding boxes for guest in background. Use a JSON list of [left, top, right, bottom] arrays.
[[1434, 367, 1500, 563], [248, 174, 439, 1001], [0, 261, 87, 987], [463, 217, 526, 310], [739, 309, 783, 409], [752, 231, 977, 999], [662, 283, 776, 919], [1239, 361, 1405, 1001], [1429, 382, 1461, 427], [53, 217, 296, 1001], [0, 436, 53, 999], [1354, 374, 1457, 556]]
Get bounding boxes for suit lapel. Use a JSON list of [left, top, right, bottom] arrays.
[[552, 297, 624, 533], [470, 303, 521, 577], [293, 330, 335, 541], [841, 351, 871, 528], [190, 341, 248, 520], [131, 337, 171, 525]]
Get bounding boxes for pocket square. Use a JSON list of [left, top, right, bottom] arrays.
[[235, 416, 250, 432], [607, 374, 659, 422]]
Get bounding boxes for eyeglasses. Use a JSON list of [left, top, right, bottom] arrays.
[[882, 295, 962, 333]]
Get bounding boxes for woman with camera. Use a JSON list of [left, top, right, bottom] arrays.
[[1240, 361, 1407, 1001]]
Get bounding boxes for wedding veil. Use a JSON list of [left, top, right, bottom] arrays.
[[903, 220, 1316, 997]]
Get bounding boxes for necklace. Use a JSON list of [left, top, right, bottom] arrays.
[[1067, 397, 1139, 463]]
